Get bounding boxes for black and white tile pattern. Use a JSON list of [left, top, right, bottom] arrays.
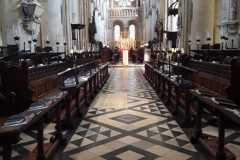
[[60, 67, 207, 160]]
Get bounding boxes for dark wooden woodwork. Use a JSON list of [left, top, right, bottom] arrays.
[[190, 49, 240, 64], [0, 50, 109, 160], [144, 56, 240, 160]]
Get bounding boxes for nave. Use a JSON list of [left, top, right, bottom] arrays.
[[1, 0, 240, 159], [51, 67, 206, 160]]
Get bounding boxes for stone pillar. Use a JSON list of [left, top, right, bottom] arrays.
[[79, 0, 84, 50], [188, 0, 216, 49], [41, 0, 65, 52], [219, 0, 240, 48], [64, 0, 72, 52]]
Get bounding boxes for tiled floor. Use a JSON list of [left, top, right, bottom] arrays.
[[60, 67, 206, 160], [3, 67, 240, 160]]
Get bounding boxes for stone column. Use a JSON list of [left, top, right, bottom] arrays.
[[79, 0, 83, 50], [41, 0, 65, 52], [188, 0, 216, 49], [219, 0, 239, 48]]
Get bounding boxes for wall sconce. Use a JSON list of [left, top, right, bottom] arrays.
[[188, 40, 192, 50], [221, 36, 228, 49], [206, 36, 211, 49], [32, 39, 37, 53], [46, 40, 50, 45], [56, 42, 60, 52], [14, 36, 20, 46], [196, 38, 201, 50]]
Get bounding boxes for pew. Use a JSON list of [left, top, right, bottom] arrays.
[[145, 60, 197, 118], [188, 58, 240, 160], [0, 52, 109, 160], [144, 54, 240, 160], [190, 49, 240, 64]]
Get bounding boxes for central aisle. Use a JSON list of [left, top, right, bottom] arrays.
[[62, 67, 205, 160]]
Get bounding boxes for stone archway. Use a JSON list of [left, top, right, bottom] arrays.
[[112, 20, 124, 41], [127, 20, 139, 46], [128, 20, 138, 40]]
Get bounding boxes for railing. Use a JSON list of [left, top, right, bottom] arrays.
[[109, 7, 139, 17]]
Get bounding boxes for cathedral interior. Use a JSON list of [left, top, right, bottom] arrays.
[[0, 0, 240, 160]]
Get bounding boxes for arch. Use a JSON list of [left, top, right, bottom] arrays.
[[112, 20, 124, 29], [128, 20, 138, 41], [127, 20, 137, 27], [112, 20, 124, 42]]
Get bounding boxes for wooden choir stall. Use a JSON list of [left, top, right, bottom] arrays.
[[0, 49, 109, 160], [145, 48, 240, 160]]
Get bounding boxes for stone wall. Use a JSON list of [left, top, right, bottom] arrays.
[[219, 0, 240, 48], [178, 0, 240, 50], [0, 0, 41, 50], [0, 0, 94, 53]]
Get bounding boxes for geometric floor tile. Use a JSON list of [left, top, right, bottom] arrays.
[[127, 96, 157, 108], [133, 103, 172, 118], [86, 107, 117, 117], [102, 145, 159, 160], [64, 136, 197, 160], [111, 114, 146, 124], [0, 123, 57, 160], [66, 120, 121, 149], [90, 110, 167, 131], [62, 67, 208, 160], [137, 119, 197, 153], [128, 90, 159, 100]]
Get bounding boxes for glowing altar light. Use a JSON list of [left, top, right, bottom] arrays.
[[123, 50, 129, 65]]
